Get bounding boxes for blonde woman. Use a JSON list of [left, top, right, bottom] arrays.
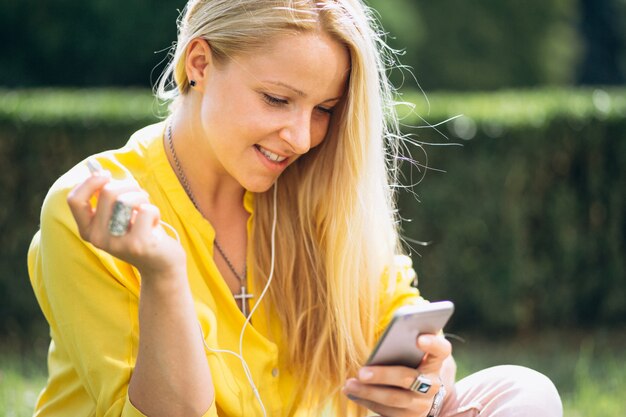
[[28, 1, 562, 416]]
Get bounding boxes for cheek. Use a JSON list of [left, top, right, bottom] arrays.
[[203, 100, 260, 143], [310, 117, 331, 148]]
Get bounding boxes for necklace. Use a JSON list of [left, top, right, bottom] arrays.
[[166, 123, 253, 316]]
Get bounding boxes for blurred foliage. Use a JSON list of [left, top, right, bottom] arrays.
[[369, 0, 601, 90], [396, 87, 626, 332], [0, 91, 157, 339], [578, 0, 626, 84], [0, 88, 625, 337], [0, 0, 186, 87], [1, 0, 625, 89], [0, 88, 164, 125]]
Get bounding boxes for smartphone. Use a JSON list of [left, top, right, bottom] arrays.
[[366, 300, 454, 368]]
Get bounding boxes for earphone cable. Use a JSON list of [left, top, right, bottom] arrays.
[[195, 181, 278, 416]]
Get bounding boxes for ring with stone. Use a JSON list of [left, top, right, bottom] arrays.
[[409, 374, 433, 394], [108, 200, 133, 236]]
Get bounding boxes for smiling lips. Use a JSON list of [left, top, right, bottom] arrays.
[[255, 145, 288, 163]]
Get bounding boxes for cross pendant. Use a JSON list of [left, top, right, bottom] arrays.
[[234, 286, 254, 317]]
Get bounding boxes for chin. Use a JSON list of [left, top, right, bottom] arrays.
[[242, 178, 278, 194]]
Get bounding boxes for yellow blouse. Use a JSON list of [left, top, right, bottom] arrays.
[[28, 122, 422, 417]]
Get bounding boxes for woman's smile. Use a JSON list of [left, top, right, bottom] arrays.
[[184, 31, 350, 193], [255, 144, 288, 163], [254, 144, 291, 173]]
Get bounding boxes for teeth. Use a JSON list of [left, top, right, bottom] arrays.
[[258, 146, 287, 162]]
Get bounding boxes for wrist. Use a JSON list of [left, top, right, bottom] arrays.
[[138, 265, 189, 294]]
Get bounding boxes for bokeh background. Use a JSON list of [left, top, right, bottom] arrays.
[[1, 0, 625, 415], [2, 0, 625, 88]]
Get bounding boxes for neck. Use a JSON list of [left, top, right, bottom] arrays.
[[168, 102, 251, 314], [167, 109, 247, 221]]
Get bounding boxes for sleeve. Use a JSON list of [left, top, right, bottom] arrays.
[[28, 181, 218, 417], [375, 254, 427, 335]]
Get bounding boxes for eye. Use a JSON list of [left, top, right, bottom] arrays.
[[262, 93, 288, 107], [315, 105, 334, 115]]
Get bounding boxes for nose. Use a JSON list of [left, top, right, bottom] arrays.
[[279, 112, 312, 155]]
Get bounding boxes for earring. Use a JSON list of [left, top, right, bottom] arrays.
[[189, 80, 197, 87]]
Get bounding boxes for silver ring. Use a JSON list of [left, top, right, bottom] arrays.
[[108, 201, 132, 236], [409, 374, 433, 394]]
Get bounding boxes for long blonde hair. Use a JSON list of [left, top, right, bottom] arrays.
[[157, 1, 404, 414]]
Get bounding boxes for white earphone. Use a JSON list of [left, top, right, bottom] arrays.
[[88, 158, 277, 415], [199, 180, 278, 416]]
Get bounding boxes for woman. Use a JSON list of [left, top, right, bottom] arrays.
[[28, 0, 562, 416]]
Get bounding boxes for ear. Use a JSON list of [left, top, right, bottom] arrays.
[[185, 38, 213, 92]]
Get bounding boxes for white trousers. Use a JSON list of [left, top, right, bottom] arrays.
[[440, 365, 563, 417]]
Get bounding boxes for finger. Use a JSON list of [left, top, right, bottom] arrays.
[[108, 191, 151, 238], [117, 190, 150, 208], [416, 335, 452, 373], [93, 181, 147, 236], [110, 204, 161, 261], [343, 378, 431, 410], [117, 190, 151, 227], [356, 366, 425, 390], [343, 379, 434, 417], [67, 175, 111, 240], [345, 394, 404, 417], [128, 204, 161, 239], [85, 158, 105, 176]]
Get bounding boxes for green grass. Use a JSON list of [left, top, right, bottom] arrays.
[[2, 329, 625, 416], [0, 341, 47, 417], [452, 328, 626, 416]]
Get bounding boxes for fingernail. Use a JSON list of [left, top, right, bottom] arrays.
[[359, 368, 373, 381], [86, 159, 103, 175], [345, 378, 358, 389], [347, 394, 359, 401]]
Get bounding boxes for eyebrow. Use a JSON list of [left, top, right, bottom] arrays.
[[264, 80, 342, 103]]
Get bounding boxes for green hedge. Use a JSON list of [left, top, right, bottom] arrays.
[[398, 88, 626, 331], [1, 88, 624, 337], [0, 89, 161, 338]]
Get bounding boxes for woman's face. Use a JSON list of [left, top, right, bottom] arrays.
[[196, 31, 350, 192]]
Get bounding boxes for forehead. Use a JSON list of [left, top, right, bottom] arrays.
[[224, 31, 351, 100]]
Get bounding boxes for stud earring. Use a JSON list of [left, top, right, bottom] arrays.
[[189, 80, 197, 87]]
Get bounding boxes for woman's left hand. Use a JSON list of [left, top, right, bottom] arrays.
[[342, 334, 452, 417]]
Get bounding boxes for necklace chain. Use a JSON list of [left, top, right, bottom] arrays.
[[166, 123, 248, 285], [213, 240, 247, 283]]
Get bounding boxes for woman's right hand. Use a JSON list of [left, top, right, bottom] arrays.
[[68, 168, 215, 416], [66, 170, 186, 280]]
